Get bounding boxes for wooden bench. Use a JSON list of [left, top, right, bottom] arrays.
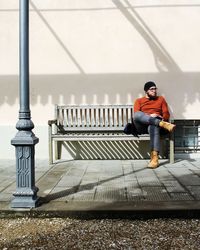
[[48, 105, 174, 164]]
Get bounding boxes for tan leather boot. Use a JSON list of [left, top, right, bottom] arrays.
[[159, 121, 176, 132], [148, 150, 159, 169]]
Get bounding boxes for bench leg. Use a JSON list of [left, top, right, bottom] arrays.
[[55, 141, 62, 160], [49, 129, 53, 165], [49, 140, 53, 164], [169, 132, 175, 164]]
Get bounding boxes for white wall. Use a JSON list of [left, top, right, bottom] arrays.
[[1, 0, 200, 159]]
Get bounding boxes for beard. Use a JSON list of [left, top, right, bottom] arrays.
[[147, 93, 157, 100]]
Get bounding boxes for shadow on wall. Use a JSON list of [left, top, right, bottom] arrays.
[[1, 1, 200, 118], [27, 0, 200, 119], [1, 72, 200, 119]]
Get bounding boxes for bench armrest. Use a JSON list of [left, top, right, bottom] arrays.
[[48, 119, 57, 126]]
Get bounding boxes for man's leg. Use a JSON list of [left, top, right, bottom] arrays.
[[148, 125, 160, 152], [134, 111, 160, 127], [134, 112, 161, 168], [148, 125, 160, 168], [134, 111, 175, 133]]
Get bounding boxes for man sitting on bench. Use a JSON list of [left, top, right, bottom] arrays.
[[133, 81, 176, 169]]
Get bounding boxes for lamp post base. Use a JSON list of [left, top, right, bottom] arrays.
[[11, 130, 39, 208], [11, 188, 39, 208]]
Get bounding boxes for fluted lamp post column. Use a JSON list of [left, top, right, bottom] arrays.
[[11, 0, 39, 208]]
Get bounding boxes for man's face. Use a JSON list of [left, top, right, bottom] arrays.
[[146, 87, 157, 99]]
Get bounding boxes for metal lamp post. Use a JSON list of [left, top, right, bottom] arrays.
[[11, 0, 39, 208]]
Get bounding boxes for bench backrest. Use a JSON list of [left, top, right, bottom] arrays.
[[55, 105, 133, 132]]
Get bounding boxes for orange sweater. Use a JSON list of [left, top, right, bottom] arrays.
[[134, 96, 170, 121]]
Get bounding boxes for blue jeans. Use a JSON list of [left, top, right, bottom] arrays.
[[134, 111, 161, 152]]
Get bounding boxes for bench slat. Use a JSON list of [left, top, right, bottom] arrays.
[[109, 108, 113, 127], [100, 108, 104, 127], [86, 108, 89, 127], [52, 134, 150, 141], [67, 108, 70, 127], [72, 108, 76, 127], [81, 108, 85, 127], [91, 108, 95, 127], [105, 108, 108, 127], [77, 108, 81, 127], [118, 108, 122, 127], [123, 108, 127, 126], [58, 127, 125, 132]]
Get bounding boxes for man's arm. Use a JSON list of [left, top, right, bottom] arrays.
[[134, 98, 141, 113]]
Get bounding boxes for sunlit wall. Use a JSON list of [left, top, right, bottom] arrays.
[[1, 0, 200, 159]]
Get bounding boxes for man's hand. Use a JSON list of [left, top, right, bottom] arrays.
[[150, 114, 162, 118]]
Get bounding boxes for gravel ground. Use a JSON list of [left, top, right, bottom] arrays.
[[0, 217, 200, 249]]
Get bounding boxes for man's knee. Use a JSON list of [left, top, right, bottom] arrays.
[[134, 111, 144, 122]]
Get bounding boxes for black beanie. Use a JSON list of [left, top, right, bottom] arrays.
[[144, 81, 156, 92]]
